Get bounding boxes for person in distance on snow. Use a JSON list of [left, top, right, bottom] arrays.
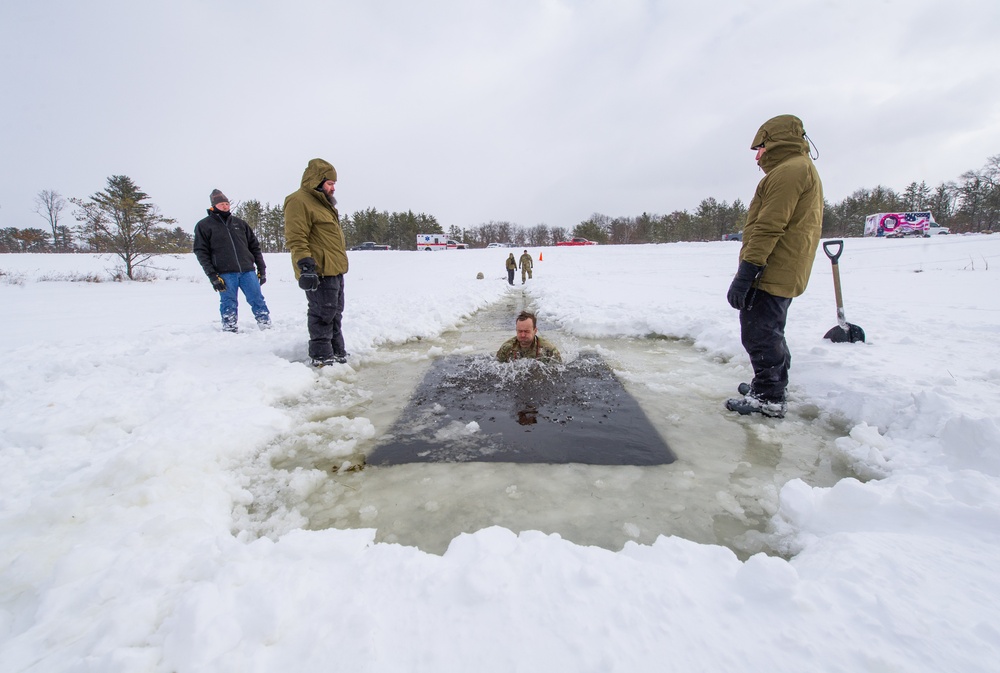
[[496, 311, 562, 363], [192, 189, 271, 333], [518, 249, 534, 284], [284, 158, 349, 367], [505, 252, 517, 285], [725, 114, 823, 419]]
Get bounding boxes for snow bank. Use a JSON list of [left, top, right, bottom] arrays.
[[1, 236, 999, 671]]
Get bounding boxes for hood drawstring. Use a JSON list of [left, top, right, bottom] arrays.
[[804, 133, 820, 161]]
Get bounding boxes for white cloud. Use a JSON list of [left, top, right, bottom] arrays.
[[1, 0, 998, 231]]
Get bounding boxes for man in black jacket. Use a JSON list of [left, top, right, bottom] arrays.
[[193, 189, 271, 332]]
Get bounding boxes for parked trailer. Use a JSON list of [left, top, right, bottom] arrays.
[[864, 212, 935, 238]]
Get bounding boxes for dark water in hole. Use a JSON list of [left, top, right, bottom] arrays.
[[253, 290, 856, 558], [368, 353, 674, 466]]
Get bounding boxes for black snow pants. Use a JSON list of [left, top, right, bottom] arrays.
[[306, 274, 346, 359], [739, 289, 793, 402]]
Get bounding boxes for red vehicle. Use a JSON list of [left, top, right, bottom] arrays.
[[556, 237, 598, 246]]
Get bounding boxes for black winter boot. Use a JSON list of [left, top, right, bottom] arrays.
[[726, 392, 786, 419]]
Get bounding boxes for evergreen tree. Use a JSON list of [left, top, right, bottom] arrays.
[[234, 200, 286, 252], [955, 171, 987, 231], [901, 181, 932, 211], [929, 183, 957, 224], [573, 213, 610, 243], [0, 228, 17, 253], [347, 207, 390, 246], [234, 199, 265, 244], [153, 226, 193, 253], [263, 204, 286, 252], [71, 175, 176, 279], [572, 220, 607, 243], [3, 227, 51, 252], [385, 211, 441, 250], [662, 210, 696, 242], [633, 212, 658, 243]]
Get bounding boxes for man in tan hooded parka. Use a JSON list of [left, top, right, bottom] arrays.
[[284, 158, 350, 366], [725, 115, 823, 418]]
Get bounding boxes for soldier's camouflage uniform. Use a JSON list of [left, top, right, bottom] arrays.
[[518, 252, 533, 283], [496, 335, 561, 363]]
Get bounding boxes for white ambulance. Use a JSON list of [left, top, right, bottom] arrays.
[[416, 234, 466, 250]]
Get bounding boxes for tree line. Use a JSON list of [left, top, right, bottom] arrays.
[[822, 154, 1000, 237], [5, 154, 998, 265], [0, 176, 191, 278], [338, 154, 1000, 246]]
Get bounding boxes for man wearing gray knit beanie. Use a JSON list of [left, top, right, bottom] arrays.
[[193, 189, 271, 332]]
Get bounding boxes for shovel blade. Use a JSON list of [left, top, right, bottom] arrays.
[[824, 323, 866, 343]]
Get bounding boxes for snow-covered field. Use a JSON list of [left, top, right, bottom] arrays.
[[2, 236, 999, 672]]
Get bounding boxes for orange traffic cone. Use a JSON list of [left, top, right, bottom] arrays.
[[539, 252, 543, 261]]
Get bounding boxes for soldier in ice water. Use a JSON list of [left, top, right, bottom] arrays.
[[496, 311, 562, 363]]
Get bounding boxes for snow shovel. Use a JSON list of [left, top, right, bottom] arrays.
[[822, 240, 866, 343]]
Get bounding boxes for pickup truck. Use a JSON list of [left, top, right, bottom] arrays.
[[350, 242, 391, 251], [556, 237, 598, 246]]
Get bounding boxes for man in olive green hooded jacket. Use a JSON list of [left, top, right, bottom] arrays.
[[725, 115, 823, 419], [284, 158, 350, 366]]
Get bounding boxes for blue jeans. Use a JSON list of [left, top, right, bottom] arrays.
[[219, 271, 270, 331]]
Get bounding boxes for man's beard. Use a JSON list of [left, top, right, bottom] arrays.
[[326, 193, 337, 207]]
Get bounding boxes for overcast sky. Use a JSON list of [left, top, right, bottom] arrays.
[[2, 0, 999, 233]]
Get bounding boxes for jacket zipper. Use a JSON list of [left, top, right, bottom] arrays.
[[217, 212, 244, 274]]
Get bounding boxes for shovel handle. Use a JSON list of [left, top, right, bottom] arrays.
[[824, 240, 847, 324], [823, 239, 844, 264]]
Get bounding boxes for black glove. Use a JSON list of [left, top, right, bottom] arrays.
[[257, 270, 266, 285], [210, 274, 226, 292], [727, 260, 765, 310], [297, 257, 319, 291]]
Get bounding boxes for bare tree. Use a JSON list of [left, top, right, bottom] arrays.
[[34, 189, 66, 251], [609, 216, 638, 244], [527, 224, 551, 246]]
